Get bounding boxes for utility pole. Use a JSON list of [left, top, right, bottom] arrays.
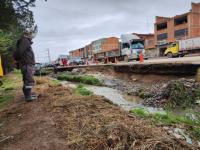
[[47, 49, 51, 63]]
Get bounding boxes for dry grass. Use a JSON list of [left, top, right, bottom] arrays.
[[47, 86, 196, 150]]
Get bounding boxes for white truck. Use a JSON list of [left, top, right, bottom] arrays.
[[120, 34, 145, 61]]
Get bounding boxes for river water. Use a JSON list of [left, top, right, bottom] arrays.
[[61, 81, 165, 113]]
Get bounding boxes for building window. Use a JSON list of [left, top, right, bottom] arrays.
[[157, 22, 167, 30], [174, 28, 188, 38], [174, 15, 187, 26], [157, 33, 168, 41], [122, 43, 130, 49]]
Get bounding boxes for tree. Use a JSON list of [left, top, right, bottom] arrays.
[[0, 0, 39, 74]]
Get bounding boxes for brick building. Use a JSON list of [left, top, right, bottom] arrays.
[[133, 33, 159, 57], [84, 44, 93, 59], [155, 2, 200, 55], [69, 49, 80, 58], [92, 37, 119, 60]]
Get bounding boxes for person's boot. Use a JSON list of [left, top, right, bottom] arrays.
[[23, 86, 38, 102]]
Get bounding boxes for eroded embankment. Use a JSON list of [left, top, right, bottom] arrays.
[[56, 63, 200, 76]]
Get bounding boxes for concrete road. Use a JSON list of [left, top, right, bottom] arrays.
[[118, 56, 200, 65]]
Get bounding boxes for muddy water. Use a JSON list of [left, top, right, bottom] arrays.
[[61, 81, 165, 113], [86, 86, 143, 110]]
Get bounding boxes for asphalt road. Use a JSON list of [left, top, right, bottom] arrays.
[[118, 56, 200, 65]]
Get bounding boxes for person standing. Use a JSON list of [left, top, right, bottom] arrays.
[[13, 30, 37, 101]]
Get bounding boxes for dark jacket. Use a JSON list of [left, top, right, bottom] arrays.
[[14, 36, 35, 65]]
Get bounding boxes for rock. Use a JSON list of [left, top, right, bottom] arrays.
[[163, 126, 169, 130], [185, 113, 198, 122], [174, 128, 192, 144], [168, 130, 173, 134], [196, 68, 200, 82], [173, 133, 184, 140], [198, 141, 200, 147], [72, 68, 81, 74]]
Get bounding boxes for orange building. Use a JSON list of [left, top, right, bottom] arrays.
[[155, 2, 200, 55], [69, 49, 80, 58], [133, 33, 155, 50], [92, 37, 119, 60]]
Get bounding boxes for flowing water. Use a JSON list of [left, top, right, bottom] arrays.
[[61, 81, 165, 113]]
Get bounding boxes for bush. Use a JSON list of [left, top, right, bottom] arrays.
[[166, 82, 194, 108]]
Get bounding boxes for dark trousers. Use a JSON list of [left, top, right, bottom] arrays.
[[21, 64, 35, 97]]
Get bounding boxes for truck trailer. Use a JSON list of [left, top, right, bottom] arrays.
[[164, 37, 200, 58]]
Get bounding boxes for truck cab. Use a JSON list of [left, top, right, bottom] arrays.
[[120, 34, 145, 61], [164, 42, 179, 58]]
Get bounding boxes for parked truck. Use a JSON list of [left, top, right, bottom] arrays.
[[120, 34, 145, 61], [164, 37, 200, 58]]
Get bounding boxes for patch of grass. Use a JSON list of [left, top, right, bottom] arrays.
[[130, 108, 200, 126], [130, 108, 149, 117], [194, 88, 200, 101], [4, 87, 14, 91], [0, 94, 14, 108], [57, 74, 101, 86], [131, 108, 200, 139], [0, 70, 21, 108], [1, 69, 22, 90], [75, 84, 93, 96], [191, 127, 200, 140], [50, 79, 62, 87]]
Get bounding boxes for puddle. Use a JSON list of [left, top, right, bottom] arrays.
[[61, 81, 165, 113]]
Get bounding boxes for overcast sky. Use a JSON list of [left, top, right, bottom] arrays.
[[31, 0, 200, 62]]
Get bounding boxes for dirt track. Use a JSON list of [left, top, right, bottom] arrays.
[[0, 82, 198, 150]]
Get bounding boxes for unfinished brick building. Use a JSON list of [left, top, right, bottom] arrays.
[[92, 37, 119, 60], [133, 33, 159, 58], [155, 2, 200, 56]]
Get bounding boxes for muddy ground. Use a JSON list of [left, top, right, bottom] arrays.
[[0, 79, 198, 150]]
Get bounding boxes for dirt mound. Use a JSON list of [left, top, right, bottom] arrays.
[[143, 79, 200, 108], [0, 82, 198, 149]]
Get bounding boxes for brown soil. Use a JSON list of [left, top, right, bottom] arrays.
[[0, 80, 198, 150]]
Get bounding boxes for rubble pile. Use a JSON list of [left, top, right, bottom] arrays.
[[143, 79, 200, 108]]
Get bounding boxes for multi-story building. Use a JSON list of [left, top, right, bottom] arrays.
[[133, 33, 159, 57], [84, 44, 93, 59], [69, 49, 80, 58], [155, 2, 200, 56], [91, 37, 119, 60]]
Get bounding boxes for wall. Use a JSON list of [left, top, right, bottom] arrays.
[[145, 48, 159, 58]]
